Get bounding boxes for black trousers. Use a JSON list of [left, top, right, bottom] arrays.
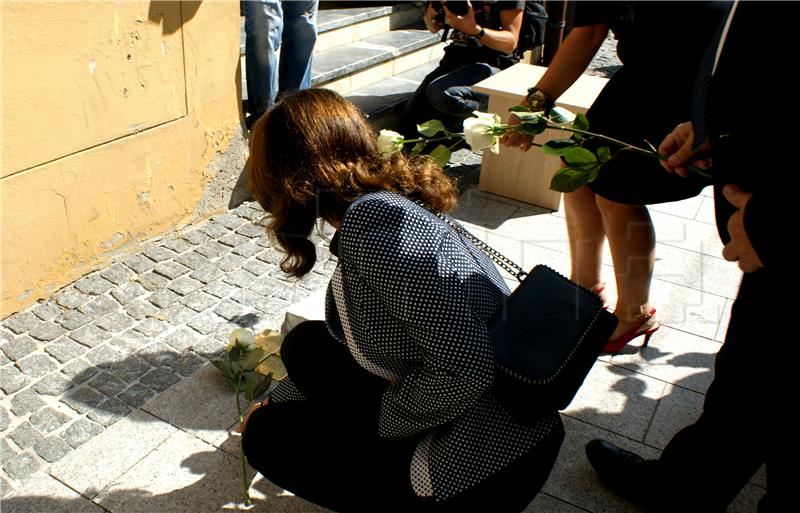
[[653, 270, 793, 512], [242, 321, 564, 513]]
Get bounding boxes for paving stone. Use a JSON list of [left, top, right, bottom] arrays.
[[202, 280, 236, 299], [60, 419, 104, 449], [0, 352, 8, 366], [222, 269, 258, 288], [33, 436, 72, 463], [215, 253, 247, 272], [161, 304, 197, 326], [255, 247, 283, 264], [8, 422, 44, 450], [61, 359, 98, 384], [100, 263, 134, 286], [34, 373, 74, 396], [123, 254, 156, 274], [191, 336, 226, 358], [1, 437, 16, 463], [1, 364, 31, 393], [107, 355, 151, 383], [27, 321, 66, 342], [0, 475, 8, 497], [117, 383, 157, 407], [2, 335, 38, 360], [30, 407, 71, 434], [110, 281, 147, 305], [87, 397, 131, 427], [230, 288, 268, 311], [142, 245, 176, 263], [249, 276, 283, 297], [2, 472, 106, 512], [153, 261, 191, 281], [50, 410, 176, 498], [180, 290, 218, 313], [77, 295, 118, 321], [241, 259, 271, 277], [298, 271, 328, 291], [194, 241, 229, 259], [94, 310, 135, 333], [74, 274, 113, 295], [137, 342, 179, 368], [175, 250, 210, 271], [213, 299, 245, 321], [211, 212, 245, 230], [86, 345, 124, 369], [0, 405, 9, 431], [89, 372, 127, 397], [236, 222, 266, 238], [180, 229, 211, 245], [162, 237, 193, 254], [139, 366, 181, 392], [53, 288, 92, 310], [219, 232, 249, 248], [162, 327, 203, 352], [16, 354, 59, 378], [164, 352, 204, 377], [199, 222, 229, 239], [10, 389, 46, 416], [3, 453, 41, 480], [69, 324, 111, 348], [61, 387, 106, 414], [166, 276, 203, 296], [56, 310, 91, 330], [138, 271, 170, 291], [231, 201, 256, 217], [133, 318, 169, 337], [187, 312, 223, 336], [2, 312, 41, 334], [31, 302, 63, 321], [109, 329, 150, 353], [231, 243, 262, 262], [188, 264, 224, 284], [124, 298, 159, 320], [147, 288, 181, 309], [45, 337, 87, 363]]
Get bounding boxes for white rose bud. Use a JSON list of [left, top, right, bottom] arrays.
[[463, 111, 501, 154], [377, 129, 404, 158], [227, 328, 255, 352]]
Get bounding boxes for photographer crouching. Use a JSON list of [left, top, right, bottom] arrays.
[[399, 0, 525, 141]]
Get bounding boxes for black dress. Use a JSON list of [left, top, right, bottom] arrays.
[[577, 1, 726, 205]]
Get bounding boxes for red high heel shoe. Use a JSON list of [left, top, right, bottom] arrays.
[[604, 307, 659, 354], [592, 283, 610, 310]]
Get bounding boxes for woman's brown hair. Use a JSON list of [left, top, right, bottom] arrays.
[[248, 88, 458, 277]]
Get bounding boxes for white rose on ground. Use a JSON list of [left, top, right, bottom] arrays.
[[227, 328, 255, 352], [463, 111, 500, 154], [377, 129, 404, 158]]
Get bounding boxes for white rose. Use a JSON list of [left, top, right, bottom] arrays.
[[227, 328, 255, 352], [377, 129, 404, 158], [463, 111, 500, 154]]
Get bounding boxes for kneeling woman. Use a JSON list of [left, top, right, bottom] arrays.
[[241, 89, 563, 513]]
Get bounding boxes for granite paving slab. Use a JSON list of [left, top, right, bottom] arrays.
[[1, 473, 104, 513]]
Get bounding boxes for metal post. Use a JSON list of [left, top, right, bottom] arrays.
[[543, 1, 568, 65]]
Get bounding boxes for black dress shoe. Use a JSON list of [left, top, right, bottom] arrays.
[[585, 439, 656, 505]]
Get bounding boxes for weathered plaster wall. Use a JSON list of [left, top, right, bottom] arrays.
[[1, 1, 243, 317]]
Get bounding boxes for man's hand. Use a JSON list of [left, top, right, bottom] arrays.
[[658, 121, 712, 177], [443, 0, 479, 35], [500, 111, 534, 151], [423, 2, 445, 33], [721, 185, 763, 273]]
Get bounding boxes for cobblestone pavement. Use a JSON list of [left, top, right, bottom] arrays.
[[0, 200, 335, 496]]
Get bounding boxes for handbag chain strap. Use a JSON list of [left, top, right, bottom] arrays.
[[420, 203, 528, 282]]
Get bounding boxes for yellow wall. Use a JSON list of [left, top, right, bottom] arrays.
[[1, 1, 242, 317]]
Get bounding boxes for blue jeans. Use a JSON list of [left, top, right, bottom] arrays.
[[243, 0, 318, 117], [399, 62, 498, 138]]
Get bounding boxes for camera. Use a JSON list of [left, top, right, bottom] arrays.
[[431, 1, 487, 24]]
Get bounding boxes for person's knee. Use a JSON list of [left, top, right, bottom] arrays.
[[280, 320, 325, 365], [595, 194, 643, 214]]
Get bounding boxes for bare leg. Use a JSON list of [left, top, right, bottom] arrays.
[[595, 195, 656, 338], [564, 186, 606, 291]]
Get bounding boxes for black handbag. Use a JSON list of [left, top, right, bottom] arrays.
[[432, 210, 618, 425]]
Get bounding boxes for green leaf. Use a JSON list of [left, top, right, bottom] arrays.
[[429, 145, 451, 168], [597, 146, 611, 163], [253, 374, 273, 398], [410, 140, 427, 157], [561, 146, 598, 167], [572, 113, 590, 131], [241, 347, 265, 371], [228, 347, 240, 362], [550, 167, 593, 193], [541, 139, 578, 156], [509, 105, 532, 113], [417, 120, 446, 137], [243, 372, 264, 401]]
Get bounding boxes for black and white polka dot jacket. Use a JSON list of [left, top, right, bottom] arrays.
[[272, 191, 561, 500]]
